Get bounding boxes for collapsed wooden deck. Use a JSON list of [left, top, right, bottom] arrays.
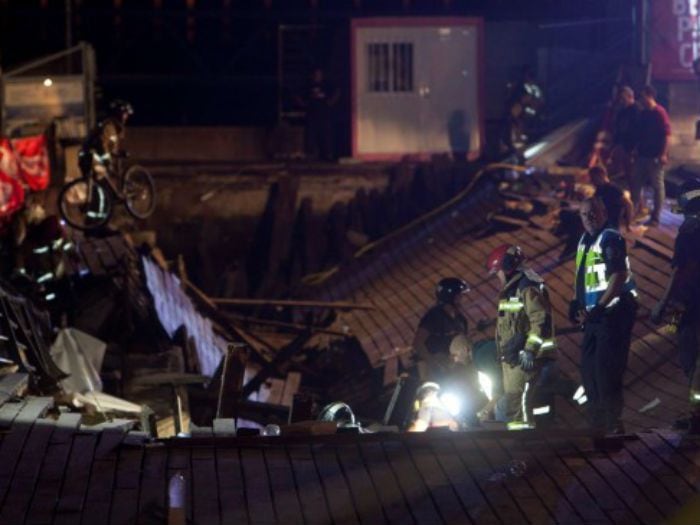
[[312, 176, 689, 433], [0, 392, 699, 525]]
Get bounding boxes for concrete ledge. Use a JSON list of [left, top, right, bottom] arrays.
[[126, 126, 269, 162]]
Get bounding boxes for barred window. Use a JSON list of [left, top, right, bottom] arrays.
[[367, 42, 413, 93]]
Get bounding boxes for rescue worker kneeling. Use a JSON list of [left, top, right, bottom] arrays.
[[487, 244, 557, 428], [408, 334, 488, 431]]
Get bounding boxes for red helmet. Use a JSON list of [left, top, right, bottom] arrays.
[[486, 244, 524, 275]]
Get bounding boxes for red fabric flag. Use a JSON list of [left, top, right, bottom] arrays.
[[0, 169, 25, 219], [0, 139, 19, 180], [11, 134, 50, 191]]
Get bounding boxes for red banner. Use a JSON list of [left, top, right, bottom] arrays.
[[651, 0, 700, 80], [0, 169, 25, 219], [0, 135, 50, 192]]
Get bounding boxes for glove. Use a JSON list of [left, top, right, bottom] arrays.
[[650, 302, 665, 325], [586, 304, 605, 324], [568, 300, 580, 324], [519, 350, 535, 371]]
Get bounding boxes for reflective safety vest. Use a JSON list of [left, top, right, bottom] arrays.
[[575, 228, 637, 311]]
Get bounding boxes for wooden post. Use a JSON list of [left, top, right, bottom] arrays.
[[216, 343, 248, 420]]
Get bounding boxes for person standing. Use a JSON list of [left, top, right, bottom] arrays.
[[298, 68, 339, 161], [588, 165, 634, 231], [651, 179, 700, 433], [487, 244, 556, 428], [609, 85, 638, 186], [631, 85, 671, 227], [570, 197, 638, 433]]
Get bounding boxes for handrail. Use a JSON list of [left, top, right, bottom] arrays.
[[302, 162, 531, 286]]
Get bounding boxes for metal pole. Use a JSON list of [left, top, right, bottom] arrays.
[[65, 0, 73, 75], [65, 0, 73, 50]]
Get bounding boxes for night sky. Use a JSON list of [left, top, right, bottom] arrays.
[[0, 0, 632, 125]]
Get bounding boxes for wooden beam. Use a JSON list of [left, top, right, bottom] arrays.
[[211, 298, 376, 311], [241, 331, 312, 400], [222, 312, 349, 337]]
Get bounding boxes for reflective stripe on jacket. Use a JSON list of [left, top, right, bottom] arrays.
[[575, 228, 637, 311], [495, 268, 556, 361]]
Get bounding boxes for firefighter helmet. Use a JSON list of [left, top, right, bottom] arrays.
[[486, 244, 524, 275], [435, 277, 470, 304]]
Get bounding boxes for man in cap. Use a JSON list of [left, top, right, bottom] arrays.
[[570, 196, 638, 434]]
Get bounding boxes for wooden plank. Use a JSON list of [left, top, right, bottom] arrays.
[[0, 399, 25, 429], [263, 447, 304, 525], [24, 413, 81, 525], [571, 439, 662, 524], [555, 438, 627, 522], [622, 436, 693, 507], [514, 440, 585, 525], [80, 428, 126, 525], [637, 432, 700, 490], [430, 438, 497, 524], [53, 432, 100, 525], [136, 445, 168, 525], [0, 417, 55, 524], [109, 446, 145, 525], [240, 447, 276, 524], [280, 372, 301, 407], [0, 396, 53, 502], [167, 446, 193, 525], [212, 418, 236, 437], [386, 439, 451, 524], [288, 443, 333, 524], [608, 444, 679, 519], [312, 443, 361, 525], [451, 434, 528, 524], [192, 446, 221, 525], [472, 436, 548, 525], [215, 445, 248, 524], [0, 373, 28, 406], [357, 440, 411, 524]]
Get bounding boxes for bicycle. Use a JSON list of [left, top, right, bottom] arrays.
[[58, 153, 156, 230]]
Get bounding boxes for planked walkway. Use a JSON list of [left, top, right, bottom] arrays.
[[311, 180, 691, 433], [0, 394, 699, 524]]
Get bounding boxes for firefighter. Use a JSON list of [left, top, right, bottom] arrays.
[[487, 244, 556, 428], [651, 179, 700, 433], [413, 277, 470, 383], [570, 196, 638, 434]]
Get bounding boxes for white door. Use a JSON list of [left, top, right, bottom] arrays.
[[353, 19, 482, 159]]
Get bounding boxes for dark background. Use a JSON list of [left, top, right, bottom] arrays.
[[0, 0, 639, 128]]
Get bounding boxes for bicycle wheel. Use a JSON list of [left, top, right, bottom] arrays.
[[123, 165, 156, 219], [58, 178, 113, 230]]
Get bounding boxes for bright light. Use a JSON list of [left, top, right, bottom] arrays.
[[573, 385, 585, 401], [532, 405, 551, 415], [43, 78, 53, 87], [440, 392, 462, 416], [524, 141, 548, 160], [478, 371, 493, 401]]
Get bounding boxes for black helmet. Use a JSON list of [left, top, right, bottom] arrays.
[[675, 178, 700, 215], [108, 99, 134, 118], [435, 277, 470, 304]]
